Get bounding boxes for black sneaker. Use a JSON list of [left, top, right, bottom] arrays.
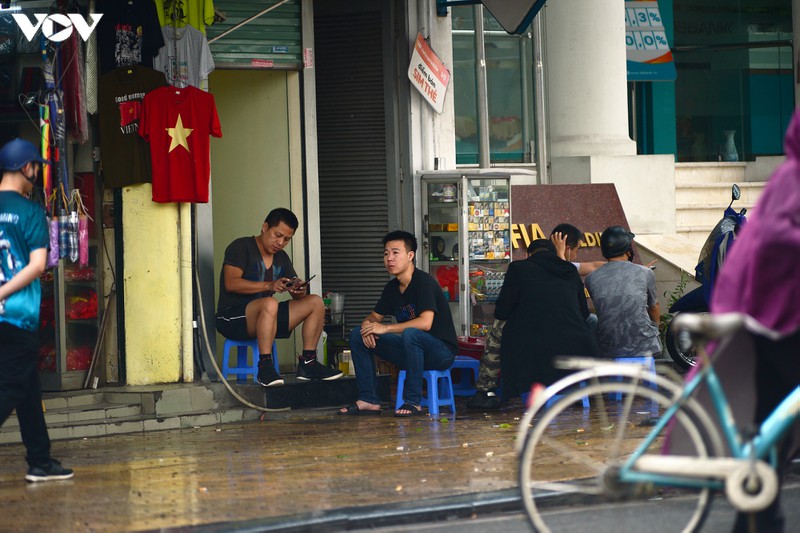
[[25, 459, 74, 482], [466, 390, 501, 410], [257, 363, 284, 387], [296, 358, 344, 381]]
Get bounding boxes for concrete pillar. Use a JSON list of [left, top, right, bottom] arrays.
[[122, 184, 182, 385], [544, 0, 636, 157]]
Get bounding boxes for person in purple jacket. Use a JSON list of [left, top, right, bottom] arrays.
[[710, 110, 800, 533]]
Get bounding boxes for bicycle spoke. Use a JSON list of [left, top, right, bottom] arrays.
[[610, 378, 640, 460], [519, 380, 714, 533]]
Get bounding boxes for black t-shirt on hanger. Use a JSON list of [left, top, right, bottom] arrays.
[[97, 0, 165, 75]]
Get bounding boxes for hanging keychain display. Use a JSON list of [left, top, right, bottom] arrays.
[[56, 185, 79, 263], [46, 189, 60, 268], [71, 188, 92, 267]]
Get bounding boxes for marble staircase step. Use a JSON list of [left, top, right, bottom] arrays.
[[674, 162, 746, 185], [675, 182, 765, 205]]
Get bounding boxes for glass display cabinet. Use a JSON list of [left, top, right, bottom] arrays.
[[38, 175, 102, 391], [417, 172, 512, 336]]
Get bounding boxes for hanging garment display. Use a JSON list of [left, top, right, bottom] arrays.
[[154, 24, 214, 88], [139, 85, 222, 203], [85, 0, 99, 114], [98, 66, 168, 188], [155, 0, 216, 34], [39, 103, 52, 199], [96, 0, 165, 75], [59, 17, 88, 144]]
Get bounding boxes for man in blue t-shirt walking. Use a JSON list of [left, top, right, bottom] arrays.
[[0, 138, 73, 482], [340, 230, 457, 417]]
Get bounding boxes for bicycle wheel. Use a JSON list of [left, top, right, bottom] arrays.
[[519, 379, 714, 533]]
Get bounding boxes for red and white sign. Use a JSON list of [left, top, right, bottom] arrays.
[[407, 33, 450, 114]]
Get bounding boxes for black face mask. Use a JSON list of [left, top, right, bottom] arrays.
[[22, 164, 38, 185]]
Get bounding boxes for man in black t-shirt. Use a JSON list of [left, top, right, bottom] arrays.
[[339, 231, 457, 417], [215, 208, 342, 387]]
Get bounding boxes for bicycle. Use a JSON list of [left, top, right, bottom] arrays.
[[515, 313, 800, 532]]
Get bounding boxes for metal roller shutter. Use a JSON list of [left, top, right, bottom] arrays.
[[315, 9, 391, 330], [208, 1, 302, 70]]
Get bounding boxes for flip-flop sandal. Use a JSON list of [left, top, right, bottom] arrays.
[[394, 403, 424, 417], [338, 403, 382, 416]]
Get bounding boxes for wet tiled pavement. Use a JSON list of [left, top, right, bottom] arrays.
[[0, 398, 530, 532]]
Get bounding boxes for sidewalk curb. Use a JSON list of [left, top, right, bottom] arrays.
[[165, 465, 800, 532], [164, 488, 523, 532]]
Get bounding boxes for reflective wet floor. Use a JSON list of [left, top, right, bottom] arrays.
[[0, 401, 529, 531]]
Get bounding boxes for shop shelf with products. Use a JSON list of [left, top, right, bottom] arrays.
[[417, 172, 513, 337]]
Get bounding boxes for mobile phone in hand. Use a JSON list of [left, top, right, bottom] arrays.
[[287, 275, 316, 289]]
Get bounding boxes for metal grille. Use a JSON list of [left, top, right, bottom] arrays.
[[315, 9, 391, 330]]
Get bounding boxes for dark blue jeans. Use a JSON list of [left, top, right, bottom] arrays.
[[349, 327, 455, 407], [0, 323, 51, 468]]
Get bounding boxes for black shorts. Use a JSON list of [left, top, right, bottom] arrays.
[[215, 300, 291, 341]]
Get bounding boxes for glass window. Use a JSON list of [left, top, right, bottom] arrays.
[[451, 7, 535, 165], [673, 0, 793, 162]]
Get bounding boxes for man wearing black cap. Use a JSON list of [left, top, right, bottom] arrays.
[[585, 226, 661, 358], [0, 138, 73, 482]]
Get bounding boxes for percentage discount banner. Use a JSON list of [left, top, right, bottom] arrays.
[[625, 0, 676, 81]]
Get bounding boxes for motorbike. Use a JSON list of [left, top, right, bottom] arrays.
[[665, 184, 747, 370]]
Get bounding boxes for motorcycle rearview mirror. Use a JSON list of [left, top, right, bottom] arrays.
[[727, 184, 741, 209]]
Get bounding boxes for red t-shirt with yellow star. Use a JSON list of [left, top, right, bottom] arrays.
[[139, 85, 222, 203]]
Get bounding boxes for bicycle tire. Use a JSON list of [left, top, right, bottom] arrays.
[[518, 379, 715, 533]]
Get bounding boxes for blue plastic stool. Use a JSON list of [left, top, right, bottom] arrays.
[[395, 368, 456, 416], [612, 356, 657, 400], [452, 356, 480, 396], [521, 381, 590, 410], [221, 338, 279, 381]]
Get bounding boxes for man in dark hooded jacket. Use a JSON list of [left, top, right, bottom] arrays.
[[496, 239, 599, 398]]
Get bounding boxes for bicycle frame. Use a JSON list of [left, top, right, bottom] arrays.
[[619, 356, 800, 491], [514, 359, 722, 454]]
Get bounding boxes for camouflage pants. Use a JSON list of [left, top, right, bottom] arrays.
[[476, 319, 505, 392]]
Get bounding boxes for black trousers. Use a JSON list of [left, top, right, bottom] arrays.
[[0, 322, 52, 468], [732, 331, 800, 533]]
